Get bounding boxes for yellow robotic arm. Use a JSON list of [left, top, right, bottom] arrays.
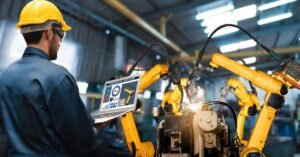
[[209, 53, 300, 156], [210, 53, 287, 95], [120, 64, 168, 157], [139, 64, 168, 93], [161, 78, 188, 115], [227, 78, 260, 145]]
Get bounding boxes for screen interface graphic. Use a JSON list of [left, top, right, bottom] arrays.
[[101, 76, 139, 111]]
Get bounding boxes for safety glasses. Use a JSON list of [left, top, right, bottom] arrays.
[[52, 23, 65, 39]]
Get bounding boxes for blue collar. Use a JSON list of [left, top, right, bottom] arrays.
[[22, 47, 50, 60]]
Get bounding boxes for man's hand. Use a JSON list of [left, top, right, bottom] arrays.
[[94, 121, 110, 130]]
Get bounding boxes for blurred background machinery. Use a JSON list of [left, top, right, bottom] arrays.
[[1, 0, 300, 156]]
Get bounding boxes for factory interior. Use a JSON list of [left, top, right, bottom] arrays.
[[1, 0, 300, 156]]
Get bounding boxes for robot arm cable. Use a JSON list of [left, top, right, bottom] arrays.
[[125, 43, 158, 76], [189, 24, 283, 83], [196, 24, 282, 66], [125, 42, 172, 76], [206, 101, 237, 131], [206, 101, 240, 148]]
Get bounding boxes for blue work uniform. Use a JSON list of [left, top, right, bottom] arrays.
[[0, 47, 97, 157]]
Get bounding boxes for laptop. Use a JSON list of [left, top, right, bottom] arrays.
[[92, 74, 141, 123]]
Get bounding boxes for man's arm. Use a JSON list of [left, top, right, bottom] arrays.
[[48, 75, 97, 151]]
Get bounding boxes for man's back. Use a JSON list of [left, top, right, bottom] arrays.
[[0, 47, 97, 157]]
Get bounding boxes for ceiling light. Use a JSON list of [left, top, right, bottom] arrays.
[[105, 29, 111, 35], [242, 57, 257, 64], [201, 19, 235, 27], [196, 4, 234, 20], [155, 55, 161, 60], [233, 4, 257, 21], [201, 12, 234, 26], [208, 27, 239, 38], [220, 43, 239, 53], [201, 4, 256, 27], [220, 39, 257, 53], [258, 0, 297, 11], [257, 12, 292, 25], [201, 5, 257, 37], [238, 39, 257, 49], [204, 20, 237, 33]]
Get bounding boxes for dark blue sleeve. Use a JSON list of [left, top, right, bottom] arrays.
[[48, 75, 97, 151]]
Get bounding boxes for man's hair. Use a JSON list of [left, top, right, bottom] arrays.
[[22, 31, 44, 45]]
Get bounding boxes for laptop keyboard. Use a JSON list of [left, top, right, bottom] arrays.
[[92, 111, 125, 118]]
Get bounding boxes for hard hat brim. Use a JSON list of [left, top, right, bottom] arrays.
[[62, 23, 71, 32], [17, 21, 72, 32]]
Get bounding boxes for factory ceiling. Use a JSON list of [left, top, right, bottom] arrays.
[[53, 0, 300, 77]]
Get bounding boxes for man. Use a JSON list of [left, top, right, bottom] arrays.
[[0, 0, 99, 156]]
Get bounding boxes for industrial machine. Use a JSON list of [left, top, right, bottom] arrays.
[[116, 24, 300, 157], [119, 63, 239, 157], [154, 77, 240, 157], [118, 55, 300, 157]]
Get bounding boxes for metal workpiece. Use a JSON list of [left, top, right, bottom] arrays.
[[197, 111, 218, 132], [193, 109, 231, 156]]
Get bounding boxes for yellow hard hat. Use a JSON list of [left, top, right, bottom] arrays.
[[16, 0, 71, 32]]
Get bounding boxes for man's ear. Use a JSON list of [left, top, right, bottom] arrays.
[[45, 26, 53, 40]]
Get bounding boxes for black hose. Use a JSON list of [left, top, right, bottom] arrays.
[[206, 101, 237, 130], [125, 43, 158, 76], [130, 142, 136, 157], [196, 24, 282, 66], [189, 24, 283, 82]]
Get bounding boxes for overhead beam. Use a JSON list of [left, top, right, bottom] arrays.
[[103, 0, 190, 57], [51, 0, 169, 58]]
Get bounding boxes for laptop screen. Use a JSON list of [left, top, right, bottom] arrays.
[[99, 75, 141, 113]]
